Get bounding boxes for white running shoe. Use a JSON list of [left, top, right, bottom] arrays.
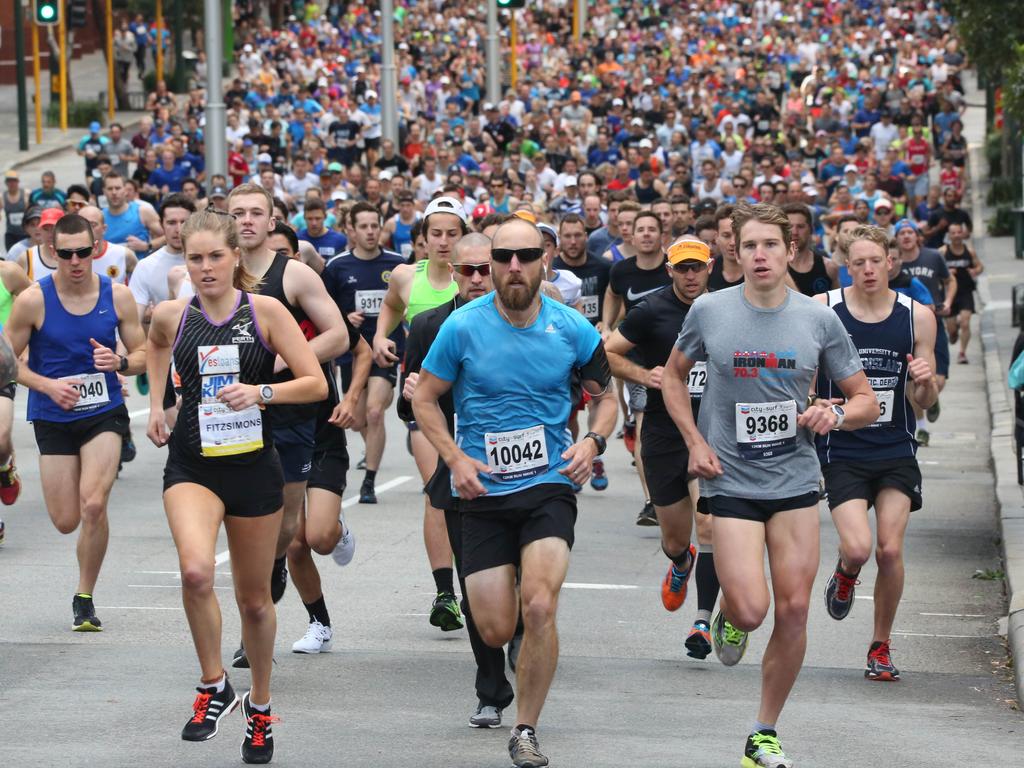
[[331, 518, 356, 567], [291, 620, 333, 654]]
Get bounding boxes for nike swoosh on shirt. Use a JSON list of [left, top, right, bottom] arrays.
[[626, 286, 663, 302]]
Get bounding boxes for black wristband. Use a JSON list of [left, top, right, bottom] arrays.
[[118, 354, 129, 373], [584, 431, 607, 455]]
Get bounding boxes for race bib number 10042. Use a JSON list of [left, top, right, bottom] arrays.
[[484, 424, 548, 482]]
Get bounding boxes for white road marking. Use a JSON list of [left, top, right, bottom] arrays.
[[128, 406, 150, 419], [128, 584, 231, 590], [891, 631, 987, 639], [563, 582, 639, 590], [104, 606, 183, 611], [919, 612, 986, 618], [212, 475, 413, 566]]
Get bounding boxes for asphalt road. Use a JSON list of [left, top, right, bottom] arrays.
[[1, 147, 1020, 767]]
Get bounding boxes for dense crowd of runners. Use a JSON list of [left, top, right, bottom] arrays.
[[0, 1, 980, 766]]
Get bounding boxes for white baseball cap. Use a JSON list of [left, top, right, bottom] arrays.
[[423, 196, 468, 224]]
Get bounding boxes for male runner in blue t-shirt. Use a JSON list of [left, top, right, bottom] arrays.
[[414, 216, 616, 768]]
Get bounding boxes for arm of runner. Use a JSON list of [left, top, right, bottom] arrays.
[[297, 240, 324, 274], [561, 341, 618, 483], [940, 271, 957, 317], [663, 345, 721, 478], [145, 300, 184, 446], [372, 264, 411, 365], [908, 299, 939, 410], [798, 370, 879, 434], [141, 205, 166, 250], [284, 260, 350, 368], [397, 311, 430, 422], [969, 245, 984, 277], [605, 329, 661, 388], [824, 256, 840, 287], [100, 283, 147, 376], [413, 369, 490, 500], [5, 286, 80, 410], [333, 334, 371, 430], [0, 262, 32, 296], [600, 285, 622, 338], [218, 295, 327, 409]]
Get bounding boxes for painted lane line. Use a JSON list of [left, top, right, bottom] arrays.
[[128, 584, 231, 590], [212, 475, 413, 566], [919, 612, 987, 618], [891, 631, 988, 639], [105, 606, 183, 611], [563, 582, 639, 590], [128, 406, 151, 419]]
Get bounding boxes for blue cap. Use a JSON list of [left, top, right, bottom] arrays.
[[893, 218, 919, 235], [89, 121, 102, 133]]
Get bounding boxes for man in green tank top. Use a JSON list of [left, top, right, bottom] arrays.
[[372, 195, 465, 631], [0, 260, 33, 525]]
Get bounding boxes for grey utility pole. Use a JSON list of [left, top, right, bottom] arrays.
[[204, 0, 226, 180], [486, 1, 501, 104], [380, 0, 398, 145]]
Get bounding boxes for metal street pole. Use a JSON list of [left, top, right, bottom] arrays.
[[15, 0, 29, 151], [510, 12, 518, 90], [578, 0, 587, 41], [58, 6, 67, 132], [32, 19, 42, 144], [156, 0, 164, 83], [172, 0, 185, 92], [106, 0, 115, 122], [486, 0, 500, 104], [204, 0, 226, 179], [380, 0, 397, 146]]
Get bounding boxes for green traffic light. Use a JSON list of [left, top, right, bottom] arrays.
[[40, 7, 55, 19]]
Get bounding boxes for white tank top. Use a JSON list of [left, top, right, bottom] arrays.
[[26, 246, 58, 282], [92, 241, 130, 284]]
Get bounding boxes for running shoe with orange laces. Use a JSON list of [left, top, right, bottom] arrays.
[[823, 557, 860, 620], [660, 544, 697, 611], [181, 677, 239, 741], [241, 691, 278, 764], [865, 639, 900, 681], [684, 619, 712, 659], [0, 461, 21, 506], [622, 419, 637, 454]]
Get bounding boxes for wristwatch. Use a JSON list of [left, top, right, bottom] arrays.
[[584, 431, 607, 455], [118, 354, 129, 373], [258, 385, 274, 404], [830, 404, 846, 430]]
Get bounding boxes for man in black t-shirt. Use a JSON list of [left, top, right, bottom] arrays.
[[605, 236, 719, 660], [603, 211, 673, 524], [327, 105, 363, 167], [552, 214, 610, 328], [924, 187, 972, 249]]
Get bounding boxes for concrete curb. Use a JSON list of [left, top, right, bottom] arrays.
[[4, 113, 149, 174], [973, 162, 1024, 702]]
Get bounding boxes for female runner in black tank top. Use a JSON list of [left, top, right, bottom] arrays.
[[145, 210, 326, 762]]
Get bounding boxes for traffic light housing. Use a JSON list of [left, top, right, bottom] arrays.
[[34, 0, 61, 26], [496, 0, 527, 8], [69, 0, 88, 29]]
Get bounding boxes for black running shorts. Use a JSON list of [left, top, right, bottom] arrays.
[[272, 419, 316, 483], [163, 448, 284, 517], [706, 490, 821, 523], [459, 484, 577, 577], [307, 421, 349, 496], [821, 458, 923, 513], [33, 403, 130, 455], [0, 382, 16, 400], [641, 447, 691, 507]]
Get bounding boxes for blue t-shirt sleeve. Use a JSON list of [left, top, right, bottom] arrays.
[[421, 314, 461, 382]]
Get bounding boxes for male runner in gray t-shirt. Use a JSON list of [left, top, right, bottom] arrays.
[[662, 202, 878, 768]]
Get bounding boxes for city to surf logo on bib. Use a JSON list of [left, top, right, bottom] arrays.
[[733, 349, 797, 379]]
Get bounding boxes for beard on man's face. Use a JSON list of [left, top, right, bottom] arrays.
[[495, 268, 542, 311]]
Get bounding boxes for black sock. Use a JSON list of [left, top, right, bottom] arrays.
[[432, 567, 454, 595], [363, 469, 377, 485], [304, 595, 331, 627], [515, 723, 536, 734], [696, 547, 720, 615], [273, 555, 286, 572], [662, 544, 692, 571]]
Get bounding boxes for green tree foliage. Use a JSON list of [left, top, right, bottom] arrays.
[[947, 0, 1024, 119]]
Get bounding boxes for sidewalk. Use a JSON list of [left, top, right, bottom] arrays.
[[0, 49, 148, 172], [966, 71, 1024, 702]]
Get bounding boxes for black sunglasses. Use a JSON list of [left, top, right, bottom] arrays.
[[452, 262, 491, 277], [671, 261, 708, 274], [56, 246, 94, 260], [491, 247, 544, 264]]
